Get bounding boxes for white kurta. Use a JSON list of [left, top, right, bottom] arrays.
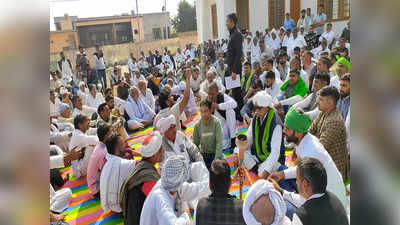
[[72, 105, 96, 118], [213, 94, 237, 149], [139, 88, 155, 112], [86, 93, 105, 109], [50, 153, 72, 213], [100, 154, 136, 213], [283, 133, 348, 211], [69, 129, 99, 178], [140, 179, 210, 225], [245, 114, 283, 176]]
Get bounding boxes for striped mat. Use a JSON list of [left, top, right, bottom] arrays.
[[59, 108, 295, 225]]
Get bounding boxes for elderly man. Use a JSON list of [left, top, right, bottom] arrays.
[[140, 155, 211, 225], [206, 81, 237, 151], [50, 90, 61, 119], [132, 67, 146, 87], [244, 92, 293, 188], [154, 68, 191, 129], [57, 102, 74, 124], [271, 158, 349, 225], [243, 179, 291, 225], [138, 80, 155, 112], [86, 84, 105, 109], [69, 114, 100, 178], [100, 134, 137, 213], [193, 100, 223, 169], [199, 69, 226, 99], [50, 118, 72, 153], [125, 86, 155, 130], [120, 132, 164, 225], [195, 160, 245, 225], [268, 107, 348, 210], [309, 86, 349, 180], [72, 95, 96, 118], [293, 72, 331, 120], [156, 115, 203, 168]]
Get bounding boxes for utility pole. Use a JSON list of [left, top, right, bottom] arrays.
[[135, 0, 140, 42]]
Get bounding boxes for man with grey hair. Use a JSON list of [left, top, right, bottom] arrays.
[[139, 155, 210, 225], [124, 86, 155, 130], [206, 81, 237, 152]]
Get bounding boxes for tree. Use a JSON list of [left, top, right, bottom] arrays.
[[171, 0, 197, 32]]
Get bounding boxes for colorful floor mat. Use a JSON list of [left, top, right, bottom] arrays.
[[59, 109, 295, 225]]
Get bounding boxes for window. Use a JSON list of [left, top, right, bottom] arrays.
[[55, 22, 61, 31], [319, 0, 350, 20], [268, 0, 285, 29], [153, 28, 162, 40]]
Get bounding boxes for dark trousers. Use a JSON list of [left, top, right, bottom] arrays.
[[231, 87, 244, 121], [201, 152, 215, 170], [97, 69, 107, 89]]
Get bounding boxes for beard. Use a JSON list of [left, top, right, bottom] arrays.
[[340, 91, 349, 98], [285, 133, 299, 144]]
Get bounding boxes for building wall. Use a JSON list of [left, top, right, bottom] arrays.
[[130, 17, 145, 42], [50, 31, 198, 71], [249, 0, 268, 33], [50, 31, 79, 54], [142, 12, 170, 41]]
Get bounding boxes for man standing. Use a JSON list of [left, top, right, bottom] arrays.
[[297, 9, 307, 30], [195, 160, 246, 225], [57, 51, 73, 82], [225, 13, 244, 121], [120, 132, 164, 225], [284, 13, 295, 32], [312, 5, 327, 37], [309, 86, 349, 180], [193, 100, 223, 169], [94, 44, 107, 89], [76, 46, 89, 83]]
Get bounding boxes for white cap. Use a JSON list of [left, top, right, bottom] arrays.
[[243, 180, 288, 225], [252, 91, 273, 108], [140, 131, 162, 158], [156, 115, 176, 135]]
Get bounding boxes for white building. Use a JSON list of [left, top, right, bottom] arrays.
[[196, 0, 350, 43]]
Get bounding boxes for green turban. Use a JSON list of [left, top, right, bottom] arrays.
[[336, 57, 350, 71], [284, 107, 312, 133]]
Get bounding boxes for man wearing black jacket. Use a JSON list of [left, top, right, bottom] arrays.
[[225, 13, 243, 121]]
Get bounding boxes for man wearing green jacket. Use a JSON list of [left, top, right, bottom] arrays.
[[275, 69, 309, 116]]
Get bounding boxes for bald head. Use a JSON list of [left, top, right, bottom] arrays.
[[130, 86, 139, 100], [250, 194, 275, 225], [138, 80, 147, 93]]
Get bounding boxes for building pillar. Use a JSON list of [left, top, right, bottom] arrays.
[[216, 0, 235, 40], [112, 23, 117, 44]]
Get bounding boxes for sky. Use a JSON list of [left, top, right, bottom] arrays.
[[49, 0, 195, 31]]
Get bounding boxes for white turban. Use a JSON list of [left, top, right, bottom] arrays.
[[156, 114, 176, 134], [133, 67, 139, 72], [178, 81, 186, 91], [140, 131, 162, 158], [60, 87, 69, 95], [79, 81, 85, 87], [271, 29, 277, 35], [58, 102, 70, 114], [161, 155, 189, 192], [252, 91, 273, 108], [243, 180, 287, 225]]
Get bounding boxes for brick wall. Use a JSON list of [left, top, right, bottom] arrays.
[[50, 31, 198, 71]]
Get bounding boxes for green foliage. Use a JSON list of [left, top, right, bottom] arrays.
[[171, 0, 197, 32]]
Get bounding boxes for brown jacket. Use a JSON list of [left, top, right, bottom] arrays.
[[309, 108, 349, 180]]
